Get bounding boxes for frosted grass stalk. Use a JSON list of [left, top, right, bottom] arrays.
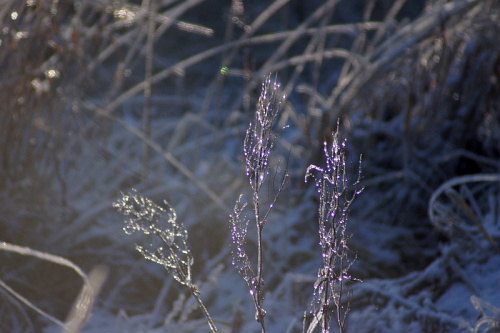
[[305, 121, 362, 333], [230, 74, 287, 333]]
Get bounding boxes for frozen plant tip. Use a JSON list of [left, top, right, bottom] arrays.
[[230, 74, 287, 333], [113, 189, 218, 332], [305, 122, 363, 333], [243, 74, 284, 195], [113, 190, 190, 285]]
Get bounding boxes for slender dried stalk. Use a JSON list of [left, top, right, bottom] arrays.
[[305, 121, 362, 333], [230, 74, 287, 333], [142, 0, 156, 179]]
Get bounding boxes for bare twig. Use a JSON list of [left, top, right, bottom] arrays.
[[0, 242, 102, 331]]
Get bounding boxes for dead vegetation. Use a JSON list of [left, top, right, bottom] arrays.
[[1, 0, 499, 331]]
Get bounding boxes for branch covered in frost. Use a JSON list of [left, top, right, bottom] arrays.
[[304, 121, 363, 333], [230, 195, 254, 281], [231, 74, 287, 333], [113, 189, 218, 332], [244, 74, 285, 197], [114, 189, 192, 285], [471, 295, 500, 333]]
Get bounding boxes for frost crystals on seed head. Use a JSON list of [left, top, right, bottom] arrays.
[[243, 74, 284, 194], [229, 194, 254, 280], [113, 189, 193, 286]]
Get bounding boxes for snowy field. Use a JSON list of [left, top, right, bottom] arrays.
[[1, 0, 499, 332]]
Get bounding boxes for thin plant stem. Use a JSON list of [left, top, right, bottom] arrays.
[[230, 74, 286, 333], [191, 288, 218, 333]]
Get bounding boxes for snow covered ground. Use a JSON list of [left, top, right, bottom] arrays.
[[1, 0, 500, 332]]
